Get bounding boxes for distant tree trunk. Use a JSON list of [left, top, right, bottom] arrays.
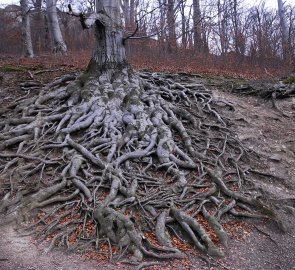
[[180, 0, 187, 49], [187, 4, 193, 49], [201, 7, 209, 55], [158, 0, 166, 52], [130, 0, 136, 28], [230, 0, 245, 61], [46, 0, 67, 53], [123, 0, 130, 27], [277, 0, 290, 60], [232, 0, 239, 54], [217, 0, 229, 56], [44, 14, 51, 50], [20, 0, 34, 57], [193, 0, 202, 53], [166, 0, 177, 53], [255, 7, 265, 61], [123, 0, 136, 30], [33, 0, 42, 53]]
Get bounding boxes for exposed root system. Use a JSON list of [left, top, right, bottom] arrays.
[[0, 67, 269, 264]]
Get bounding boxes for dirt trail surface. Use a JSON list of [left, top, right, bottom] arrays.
[[0, 68, 295, 270], [0, 224, 110, 270]]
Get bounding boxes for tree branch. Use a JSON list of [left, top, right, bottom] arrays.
[[123, 20, 139, 44]]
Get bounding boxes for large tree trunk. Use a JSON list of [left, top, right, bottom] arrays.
[[46, 0, 67, 53], [20, 0, 34, 57], [84, 0, 127, 73]]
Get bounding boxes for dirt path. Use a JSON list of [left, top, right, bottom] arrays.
[[0, 223, 120, 270], [0, 70, 295, 270], [1, 216, 294, 270], [209, 85, 295, 270]]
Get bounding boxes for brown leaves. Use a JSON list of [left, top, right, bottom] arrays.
[[170, 236, 193, 252], [83, 250, 107, 263], [196, 214, 219, 244], [223, 220, 252, 241], [144, 231, 160, 247], [83, 242, 118, 262], [59, 213, 80, 224]]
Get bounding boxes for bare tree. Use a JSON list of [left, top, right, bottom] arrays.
[[130, 0, 136, 28], [166, 0, 177, 52], [179, 0, 187, 48], [216, 0, 224, 54], [193, 0, 202, 53], [20, 0, 34, 57], [157, 0, 167, 50], [46, 0, 67, 53], [123, 0, 130, 27], [286, 4, 295, 61], [278, 0, 290, 60], [32, 0, 46, 53]]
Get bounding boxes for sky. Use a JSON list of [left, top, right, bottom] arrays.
[[245, 0, 293, 8], [0, 0, 293, 8]]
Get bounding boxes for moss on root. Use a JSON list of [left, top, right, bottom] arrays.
[[283, 76, 295, 85]]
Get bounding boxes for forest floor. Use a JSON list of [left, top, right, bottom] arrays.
[[0, 59, 294, 270]]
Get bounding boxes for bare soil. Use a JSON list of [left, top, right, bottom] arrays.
[[0, 67, 295, 270]]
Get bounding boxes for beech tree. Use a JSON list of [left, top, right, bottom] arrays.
[[277, 0, 290, 60], [46, 0, 67, 53], [32, 0, 43, 52], [193, 0, 203, 53], [20, 0, 34, 57], [166, 0, 177, 52], [179, 0, 188, 48], [0, 0, 277, 267]]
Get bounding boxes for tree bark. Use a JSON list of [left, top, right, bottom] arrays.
[[277, 0, 290, 60], [123, 0, 130, 27], [46, 0, 67, 53], [157, 0, 166, 52], [20, 0, 34, 58], [130, 0, 136, 28], [84, 0, 127, 72], [180, 0, 187, 49], [232, 0, 239, 54], [193, 0, 202, 53], [33, 0, 42, 53], [166, 0, 177, 53], [217, 0, 228, 55]]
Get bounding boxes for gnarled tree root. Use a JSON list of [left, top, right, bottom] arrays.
[[0, 69, 274, 264]]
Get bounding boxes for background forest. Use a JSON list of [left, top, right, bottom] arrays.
[[0, 0, 294, 78]]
